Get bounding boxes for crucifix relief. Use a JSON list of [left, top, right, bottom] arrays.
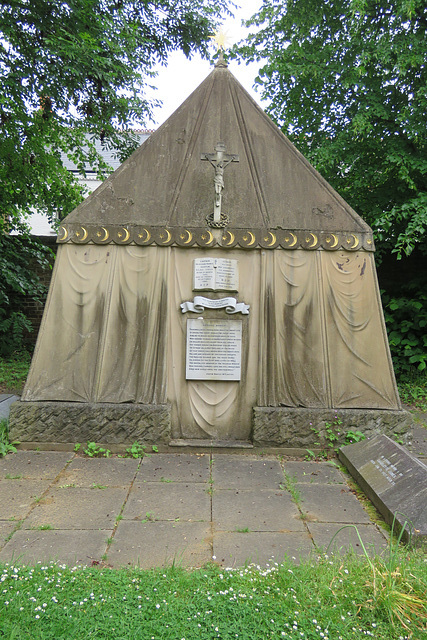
[[201, 141, 239, 227]]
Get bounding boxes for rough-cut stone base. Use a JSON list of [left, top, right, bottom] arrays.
[[253, 407, 413, 448], [9, 402, 413, 449], [9, 401, 171, 445]]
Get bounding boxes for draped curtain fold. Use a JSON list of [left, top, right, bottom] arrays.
[[258, 250, 400, 410], [321, 252, 399, 409], [23, 245, 169, 403], [259, 250, 329, 407]]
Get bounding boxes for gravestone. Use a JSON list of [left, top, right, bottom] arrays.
[[339, 434, 427, 546]]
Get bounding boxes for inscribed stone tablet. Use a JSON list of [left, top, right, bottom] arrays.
[[186, 319, 242, 380], [339, 434, 427, 545]]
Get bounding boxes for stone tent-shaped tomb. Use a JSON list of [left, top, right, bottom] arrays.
[[10, 58, 411, 448]]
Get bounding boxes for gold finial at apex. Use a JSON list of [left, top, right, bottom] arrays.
[[209, 27, 231, 51]]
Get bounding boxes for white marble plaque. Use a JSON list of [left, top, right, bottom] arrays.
[[186, 318, 242, 380], [193, 258, 238, 291]]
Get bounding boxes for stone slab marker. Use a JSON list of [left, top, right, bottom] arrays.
[[339, 434, 427, 546]]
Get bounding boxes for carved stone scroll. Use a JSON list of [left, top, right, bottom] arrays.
[[180, 296, 249, 315]]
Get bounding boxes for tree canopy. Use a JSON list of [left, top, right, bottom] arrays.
[[0, 0, 233, 354], [236, 0, 427, 260], [0, 0, 233, 227], [234, 0, 427, 374]]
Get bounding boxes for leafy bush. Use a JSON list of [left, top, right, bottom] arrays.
[[0, 231, 52, 356], [381, 289, 427, 376], [0, 311, 32, 357]]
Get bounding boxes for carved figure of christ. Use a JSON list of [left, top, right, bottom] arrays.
[[201, 141, 239, 222]]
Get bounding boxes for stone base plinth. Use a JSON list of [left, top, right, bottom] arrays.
[[252, 407, 413, 448], [9, 401, 171, 445]]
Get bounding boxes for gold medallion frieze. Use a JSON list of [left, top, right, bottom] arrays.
[[56, 225, 375, 251]]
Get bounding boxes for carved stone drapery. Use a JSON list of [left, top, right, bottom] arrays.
[[22, 244, 169, 404]]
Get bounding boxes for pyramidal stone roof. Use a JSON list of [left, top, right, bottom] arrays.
[[58, 59, 374, 252]]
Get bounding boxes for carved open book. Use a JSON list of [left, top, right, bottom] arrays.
[[193, 258, 238, 292]]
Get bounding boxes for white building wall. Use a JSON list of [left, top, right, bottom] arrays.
[[22, 132, 152, 236]]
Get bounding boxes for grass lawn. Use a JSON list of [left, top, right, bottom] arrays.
[[0, 548, 426, 640]]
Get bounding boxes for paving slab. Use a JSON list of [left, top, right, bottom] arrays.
[[123, 482, 210, 522], [138, 453, 210, 483], [298, 484, 371, 524], [0, 451, 71, 479], [282, 461, 346, 484], [58, 457, 139, 488], [0, 480, 53, 520], [108, 520, 212, 568], [212, 455, 284, 489], [213, 489, 304, 532], [213, 531, 314, 567], [0, 529, 109, 566], [0, 450, 395, 568], [25, 487, 127, 529], [0, 521, 17, 545], [306, 522, 389, 556]]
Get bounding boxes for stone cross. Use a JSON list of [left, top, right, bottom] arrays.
[[201, 142, 239, 223]]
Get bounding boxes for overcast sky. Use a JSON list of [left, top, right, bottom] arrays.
[[148, 0, 265, 126]]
